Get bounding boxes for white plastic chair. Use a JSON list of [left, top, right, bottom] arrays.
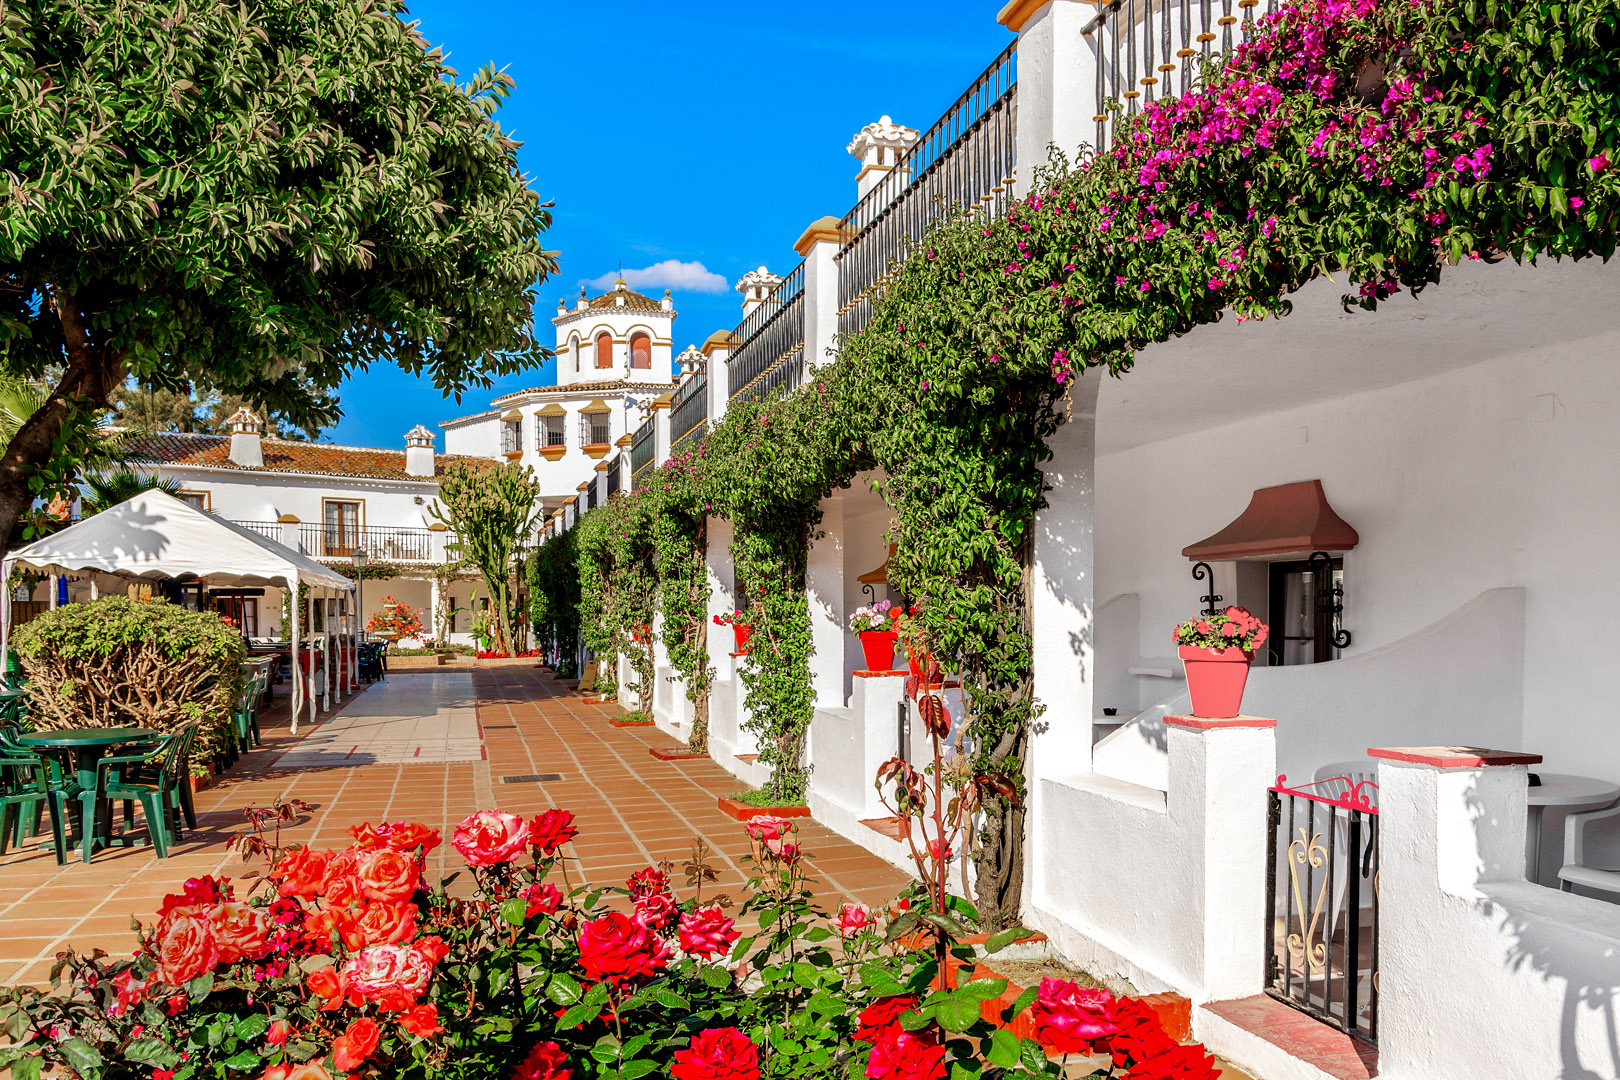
[[1310, 760, 1380, 934], [1558, 804, 1620, 900]]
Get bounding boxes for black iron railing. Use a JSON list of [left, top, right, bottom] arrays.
[[670, 372, 708, 449], [836, 43, 1018, 338], [587, 482, 598, 511], [298, 524, 439, 563], [579, 414, 612, 448], [233, 520, 283, 541], [607, 460, 621, 498], [630, 417, 655, 488], [727, 261, 806, 404], [1083, 0, 1261, 152], [1267, 774, 1379, 1043]]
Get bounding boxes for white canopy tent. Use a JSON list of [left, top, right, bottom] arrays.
[[0, 489, 357, 732]]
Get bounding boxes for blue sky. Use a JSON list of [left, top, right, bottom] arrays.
[[326, 0, 1014, 449]]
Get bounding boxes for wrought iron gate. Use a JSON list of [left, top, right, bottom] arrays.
[[1266, 774, 1380, 1042]]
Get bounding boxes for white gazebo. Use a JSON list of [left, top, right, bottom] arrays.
[[0, 489, 357, 732]]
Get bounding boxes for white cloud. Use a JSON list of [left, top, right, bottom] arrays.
[[583, 259, 729, 296]]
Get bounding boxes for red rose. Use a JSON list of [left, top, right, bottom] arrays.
[[865, 1028, 945, 1080], [322, 848, 364, 891], [452, 811, 532, 866], [384, 823, 442, 854], [670, 1027, 760, 1080], [512, 1040, 573, 1080], [1109, 998, 1178, 1069], [332, 1017, 381, 1071], [677, 905, 740, 959], [625, 865, 669, 899], [209, 902, 271, 964], [1029, 979, 1117, 1055], [744, 815, 792, 845], [1129, 1043, 1221, 1080], [519, 883, 563, 918], [854, 996, 918, 1044], [398, 1003, 443, 1038], [322, 873, 368, 910], [154, 913, 220, 985], [348, 823, 385, 848], [266, 1019, 291, 1046], [270, 849, 331, 898], [157, 877, 226, 919], [577, 911, 671, 984], [528, 810, 579, 856], [633, 891, 679, 934], [835, 903, 873, 937], [347, 900, 420, 948], [358, 847, 420, 902]]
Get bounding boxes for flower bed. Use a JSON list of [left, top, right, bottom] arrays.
[[0, 809, 1222, 1080]]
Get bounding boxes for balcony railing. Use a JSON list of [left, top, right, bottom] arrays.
[[837, 42, 1018, 338], [233, 519, 283, 541], [726, 260, 806, 405], [296, 524, 440, 563], [630, 416, 655, 489], [670, 372, 708, 449], [1085, 0, 1256, 152]]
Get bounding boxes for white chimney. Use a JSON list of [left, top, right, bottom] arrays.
[[848, 115, 919, 200], [404, 424, 436, 478], [675, 345, 704, 382], [736, 266, 782, 317], [227, 406, 263, 468]]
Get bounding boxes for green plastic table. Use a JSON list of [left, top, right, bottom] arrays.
[[15, 728, 159, 859]]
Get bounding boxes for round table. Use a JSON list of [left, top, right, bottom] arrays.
[[1526, 773, 1620, 885], [15, 728, 159, 860]]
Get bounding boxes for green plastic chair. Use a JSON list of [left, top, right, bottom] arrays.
[[83, 724, 195, 862], [234, 671, 265, 751], [0, 744, 74, 865]]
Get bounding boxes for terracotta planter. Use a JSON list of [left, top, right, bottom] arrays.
[[715, 795, 812, 822], [732, 624, 752, 654], [857, 630, 899, 672], [1178, 644, 1253, 719], [906, 653, 944, 688]]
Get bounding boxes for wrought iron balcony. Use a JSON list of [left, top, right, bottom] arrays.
[[670, 372, 708, 449], [630, 417, 655, 489], [726, 261, 806, 405]]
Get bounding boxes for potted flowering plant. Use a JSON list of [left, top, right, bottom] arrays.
[[1173, 606, 1269, 718], [711, 611, 751, 654], [849, 600, 901, 671]]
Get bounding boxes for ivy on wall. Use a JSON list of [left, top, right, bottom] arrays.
[[530, 0, 1619, 928]]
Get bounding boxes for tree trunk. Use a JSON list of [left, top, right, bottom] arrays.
[[0, 290, 126, 549]]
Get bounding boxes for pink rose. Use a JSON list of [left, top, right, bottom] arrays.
[[677, 905, 740, 959], [634, 891, 679, 933], [744, 815, 793, 844], [209, 902, 271, 964], [339, 937, 446, 1011], [452, 811, 532, 866], [1028, 979, 1118, 1055], [835, 903, 873, 937]]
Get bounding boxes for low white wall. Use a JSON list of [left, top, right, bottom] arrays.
[[805, 673, 917, 873], [1377, 755, 1620, 1080], [1027, 720, 1275, 1002]]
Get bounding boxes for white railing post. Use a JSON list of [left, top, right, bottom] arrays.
[[651, 395, 671, 470], [1003, 0, 1104, 198], [278, 514, 302, 554], [806, 489, 847, 709], [795, 217, 844, 373]]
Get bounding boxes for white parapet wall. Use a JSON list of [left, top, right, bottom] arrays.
[[1373, 747, 1620, 1080], [1027, 716, 1276, 1001], [806, 673, 915, 873]]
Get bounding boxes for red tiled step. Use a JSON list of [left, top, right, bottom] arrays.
[[1201, 995, 1377, 1080]]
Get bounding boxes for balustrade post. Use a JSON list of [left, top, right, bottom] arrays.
[[703, 335, 732, 429], [806, 489, 848, 709], [795, 217, 844, 373], [651, 394, 671, 470], [278, 514, 302, 554]]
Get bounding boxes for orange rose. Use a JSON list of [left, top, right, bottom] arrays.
[[260, 1064, 335, 1080], [398, 1003, 442, 1038], [384, 823, 442, 854], [154, 913, 220, 985], [346, 900, 419, 949], [305, 965, 343, 1011], [270, 849, 331, 898], [210, 902, 271, 964], [332, 1017, 381, 1071], [357, 848, 419, 902]]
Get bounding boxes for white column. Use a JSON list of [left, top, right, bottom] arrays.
[[47, 574, 58, 609], [705, 342, 731, 429], [289, 583, 302, 733], [652, 400, 671, 469], [794, 218, 843, 373], [279, 516, 302, 554], [806, 490, 847, 709], [1006, 0, 1105, 198]]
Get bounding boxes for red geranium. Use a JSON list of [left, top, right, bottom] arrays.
[[670, 1027, 760, 1080], [576, 911, 671, 984], [512, 1040, 573, 1080], [853, 996, 918, 1044], [529, 809, 578, 856], [1028, 978, 1118, 1055], [332, 1017, 381, 1071], [677, 905, 740, 959]]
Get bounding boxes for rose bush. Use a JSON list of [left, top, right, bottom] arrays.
[[0, 804, 1217, 1080]]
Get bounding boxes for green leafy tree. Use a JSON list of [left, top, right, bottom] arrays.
[[0, 0, 556, 546], [431, 461, 541, 656]]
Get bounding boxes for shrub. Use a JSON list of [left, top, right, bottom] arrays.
[[12, 596, 245, 761]]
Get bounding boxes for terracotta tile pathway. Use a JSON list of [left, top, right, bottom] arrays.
[[0, 664, 910, 987]]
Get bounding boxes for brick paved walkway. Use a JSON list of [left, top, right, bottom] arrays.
[[0, 665, 909, 986]]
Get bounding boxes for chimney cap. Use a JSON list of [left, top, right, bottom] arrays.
[[736, 266, 781, 295], [404, 424, 435, 448], [226, 406, 263, 434], [847, 115, 919, 159]]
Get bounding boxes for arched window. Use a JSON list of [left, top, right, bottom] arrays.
[[595, 333, 613, 369], [569, 335, 581, 373], [630, 332, 651, 370]]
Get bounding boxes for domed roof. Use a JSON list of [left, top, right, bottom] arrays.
[[555, 278, 671, 324]]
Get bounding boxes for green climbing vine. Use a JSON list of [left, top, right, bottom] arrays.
[[530, 0, 1620, 927], [646, 443, 716, 752]]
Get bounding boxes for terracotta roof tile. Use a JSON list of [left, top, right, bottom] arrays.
[[487, 379, 676, 406], [124, 432, 490, 481]]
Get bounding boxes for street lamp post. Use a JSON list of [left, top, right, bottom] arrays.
[[352, 548, 368, 691]]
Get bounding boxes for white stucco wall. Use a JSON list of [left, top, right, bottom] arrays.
[[1094, 331, 1620, 784]]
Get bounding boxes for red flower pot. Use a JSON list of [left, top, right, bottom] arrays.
[[857, 630, 898, 672], [906, 653, 944, 688], [732, 624, 752, 654], [1178, 645, 1253, 719]]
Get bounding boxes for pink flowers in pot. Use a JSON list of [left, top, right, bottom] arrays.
[[1172, 605, 1269, 654], [848, 600, 900, 634]]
